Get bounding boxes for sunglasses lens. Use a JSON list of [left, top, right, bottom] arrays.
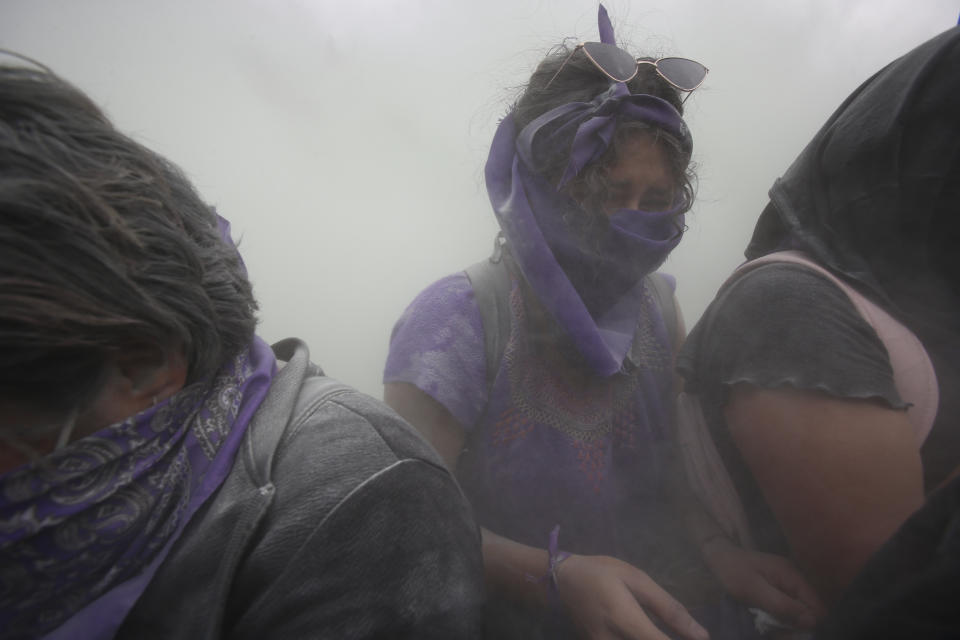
[[582, 42, 638, 82], [655, 57, 708, 90]]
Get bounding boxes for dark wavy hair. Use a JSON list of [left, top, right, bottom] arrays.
[[0, 64, 257, 411], [512, 42, 697, 224]]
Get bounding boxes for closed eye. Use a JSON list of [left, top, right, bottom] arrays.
[[605, 186, 675, 212], [638, 198, 674, 211]]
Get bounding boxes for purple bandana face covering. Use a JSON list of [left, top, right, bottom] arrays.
[[486, 91, 690, 376], [482, 4, 692, 377], [520, 142, 685, 319], [0, 216, 276, 640]]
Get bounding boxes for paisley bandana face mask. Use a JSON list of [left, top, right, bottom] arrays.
[[0, 409, 79, 468], [484, 5, 698, 376], [0, 216, 277, 640]]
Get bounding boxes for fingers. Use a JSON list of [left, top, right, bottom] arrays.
[[600, 587, 674, 640], [558, 555, 709, 640], [757, 556, 827, 628], [765, 557, 827, 620], [621, 570, 710, 640], [748, 574, 817, 629]]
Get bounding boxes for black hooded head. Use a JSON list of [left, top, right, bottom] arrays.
[[747, 26, 960, 314]]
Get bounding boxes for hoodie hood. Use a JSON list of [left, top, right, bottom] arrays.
[[747, 26, 960, 312]]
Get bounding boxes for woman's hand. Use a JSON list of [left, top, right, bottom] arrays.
[[701, 537, 825, 630], [556, 554, 710, 640]]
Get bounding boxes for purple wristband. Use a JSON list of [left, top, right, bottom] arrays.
[[525, 525, 572, 605]]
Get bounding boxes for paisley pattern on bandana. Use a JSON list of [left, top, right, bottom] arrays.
[[0, 340, 275, 639]]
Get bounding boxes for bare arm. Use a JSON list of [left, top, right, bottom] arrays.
[[724, 385, 924, 603], [667, 300, 824, 627], [384, 382, 551, 607], [384, 382, 466, 470], [384, 381, 708, 640]]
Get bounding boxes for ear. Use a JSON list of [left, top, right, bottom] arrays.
[[564, 179, 588, 205], [73, 346, 188, 439], [119, 346, 188, 402]]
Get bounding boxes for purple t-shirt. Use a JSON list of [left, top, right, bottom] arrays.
[[385, 272, 681, 563]]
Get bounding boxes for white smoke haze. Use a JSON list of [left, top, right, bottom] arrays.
[[2, 0, 956, 396]]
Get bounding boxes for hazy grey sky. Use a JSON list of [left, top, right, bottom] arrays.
[[2, 0, 957, 395]]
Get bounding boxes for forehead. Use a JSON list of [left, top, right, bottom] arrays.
[[605, 132, 674, 186]]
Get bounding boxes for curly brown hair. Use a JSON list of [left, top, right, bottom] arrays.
[[512, 43, 696, 229]]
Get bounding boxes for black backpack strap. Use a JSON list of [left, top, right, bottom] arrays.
[[645, 272, 679, 352], [465, 259, 512, 394], [464, 234, 513, 394], [244, 338, 314, 488], [245, 339, 360, 494]]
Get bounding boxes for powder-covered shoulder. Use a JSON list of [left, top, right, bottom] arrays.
[[383, 273, 488, 430], [679, 263, 903, 409]]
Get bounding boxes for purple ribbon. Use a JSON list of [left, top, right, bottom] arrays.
[[598, 4, 616, 45], [524, 524, 572, 606], [517, 86, 691, 190]]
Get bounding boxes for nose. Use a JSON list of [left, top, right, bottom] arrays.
[[603, 196, 641, 218]]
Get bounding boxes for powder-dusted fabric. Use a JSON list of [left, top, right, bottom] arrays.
[[681, 26, 960, 516], [385, 270, 675, 550], [746, 27, 960, 312], [678, 264, 905, 553], [383, 275, 487, 431], [681, 265, 902, 409], [117, 338, 484, 639], [385, 273, 759, 639], [742, 26, 960, 494], [0, 338, 275, 640], [386, 271, 674, 551]]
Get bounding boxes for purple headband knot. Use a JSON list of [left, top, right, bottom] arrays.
[[517, 85, 691, 190]]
